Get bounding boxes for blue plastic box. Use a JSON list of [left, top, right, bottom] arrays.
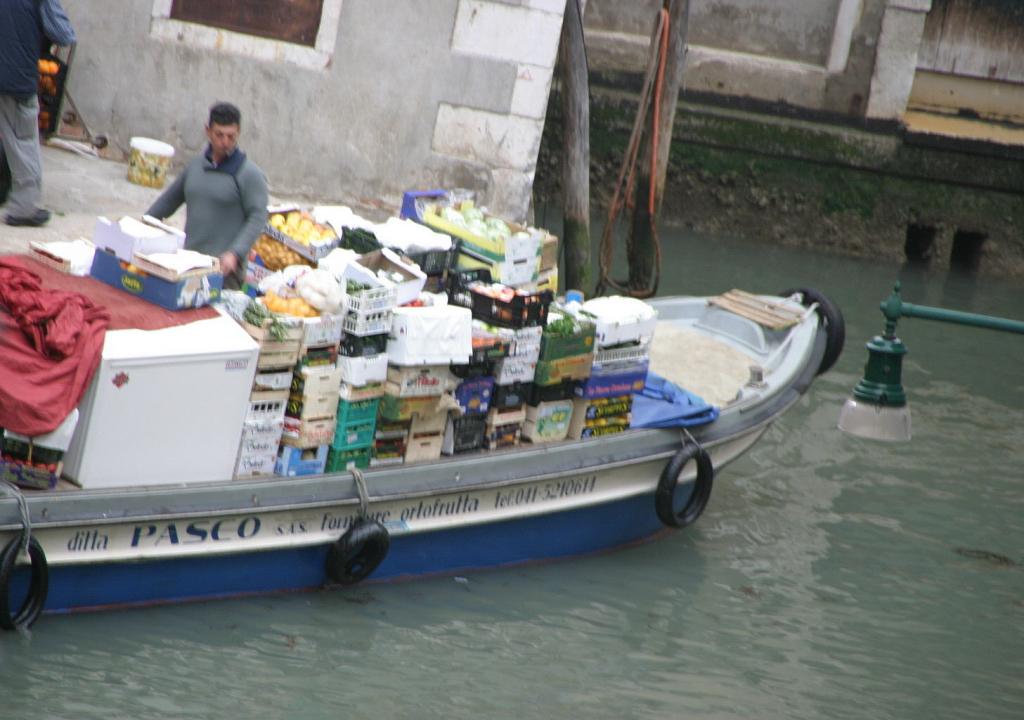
[[275, 444, 329, 477]]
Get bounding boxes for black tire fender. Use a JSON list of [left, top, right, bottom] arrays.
[[655, 443, 715, 528], [0, 535, 49, 631], [325, 518, 390, 586], [781, 287, 845, 375]]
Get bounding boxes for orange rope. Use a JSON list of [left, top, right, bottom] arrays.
[[595, 7, 670, 299]]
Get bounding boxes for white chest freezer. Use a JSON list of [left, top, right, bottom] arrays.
[[63, 315, 259, 488]]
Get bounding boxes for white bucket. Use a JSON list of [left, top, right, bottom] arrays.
[[127, 137, 175, 189]]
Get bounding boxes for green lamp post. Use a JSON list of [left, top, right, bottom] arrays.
[[838, 281, 1024, 442]]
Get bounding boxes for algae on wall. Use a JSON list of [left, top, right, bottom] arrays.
[[535, 90, 1024, 278]]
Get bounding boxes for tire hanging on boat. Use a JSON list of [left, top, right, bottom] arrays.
[[655, 442, 714, 528], [325, 518, 390, 586], [780, 287, 845, 375], [0, 535, 49, 631]]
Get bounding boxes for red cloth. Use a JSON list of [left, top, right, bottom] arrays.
[[0, 258, 111, 436], [0, 256, 221, 436], [6, 256, 218, 331]]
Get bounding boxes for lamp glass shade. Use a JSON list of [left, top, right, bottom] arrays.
[[837, 397, 912, 442]]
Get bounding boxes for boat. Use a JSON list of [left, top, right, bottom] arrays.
[[0, 288, 843, 629]]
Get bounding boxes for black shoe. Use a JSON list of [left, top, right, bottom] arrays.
[[5, 209, 52, 227]]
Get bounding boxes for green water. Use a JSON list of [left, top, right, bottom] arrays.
[[2, 225, 1022, 719]]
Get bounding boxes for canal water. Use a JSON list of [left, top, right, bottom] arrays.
[[2, 223, 1022, 719]]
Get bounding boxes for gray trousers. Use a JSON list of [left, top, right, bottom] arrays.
[[0, 94, 43, 217]]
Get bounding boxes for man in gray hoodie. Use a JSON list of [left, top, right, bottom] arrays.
[[146, 102, 268, 289]]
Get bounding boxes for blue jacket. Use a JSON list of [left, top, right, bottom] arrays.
[[0, 0, 76, 98]]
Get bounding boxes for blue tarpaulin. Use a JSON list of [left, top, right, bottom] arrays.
[[631, 372, 719, 428]]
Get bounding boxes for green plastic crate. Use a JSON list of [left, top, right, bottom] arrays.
[[326, 445, 371, 473], [336, 397, 380, 426]]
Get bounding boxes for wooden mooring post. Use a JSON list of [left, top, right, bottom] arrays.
[[628, 0, 689, 294], [558, 0, 591, 295]]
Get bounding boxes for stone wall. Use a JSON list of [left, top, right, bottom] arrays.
[[62, 0, 564, 219]]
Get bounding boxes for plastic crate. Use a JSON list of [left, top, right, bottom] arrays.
[[445, 268, 493, 308], [449, 361, 491, 379], [484, 423, 521, 450], [594, 340, 651, 366], [347, 284, 395, 315], [442, 414, 487, 454], [405, 244, 457, 277], [469, 286, 553, 329], [492, 381, 532, 410], [527, 380, 578, 405], [37, 53, 69, 137], [332, 419, 376, 450], [343, 310, 392, 336], [340, 332, 389, 357], [336, 397, 380, 426], [326, 446, 371, 473]]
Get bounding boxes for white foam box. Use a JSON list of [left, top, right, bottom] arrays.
[[93, 215, 185, 263], [387, 304, 472, 365], [579, 297, 659, 348], [338, 353, 388, 386], [253, 370, 294, 391], [492, 355, 536, 384], [246, 389, 289, 423], [386, 364, 457, 397], [404, 433, 443, 464]]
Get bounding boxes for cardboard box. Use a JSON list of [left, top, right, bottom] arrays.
[[492, 355, 536, 384], [379, 392, 456, 422], [346, 248, 427, 306], [523, 400, 574, 443], [276, 444, 329, 477], [338, 353, 388, 386], [257, 344, 301, 370], [90, 248, 222, 311], [93, 215, 184, 263], [409, 406, 450, 436], [281, 416, 336, 448], [404, 433, 443, 464], [456, 249, 539, 286], [386, 364, 457, 397], [454, 376, 494, 415], [338, 382, 386, 402], [568, 398, 631, 440], [534, 353, 595, 386], [234, 451, 277, 479], [387, 305, 472, 365], [291, 365, 344, 398], [486, 405, 526, 429], [574, 366, 647, 400]]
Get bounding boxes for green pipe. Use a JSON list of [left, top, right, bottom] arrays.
[[880, 282, 1024, 337]]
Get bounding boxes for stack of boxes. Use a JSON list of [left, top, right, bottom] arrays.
[[379, 303, 471, 465], [569, 298, 658, 440], [330, 281, 394, 471], [277, 314, 345, 475], [235, 315, 302, 478], [525, 310, 596, 443]]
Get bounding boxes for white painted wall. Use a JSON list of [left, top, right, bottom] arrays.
[[63, 0, 565, 220]]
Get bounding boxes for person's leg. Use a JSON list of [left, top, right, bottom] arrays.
[[0, 94, 46, 223], [0, 145, 11, 206]]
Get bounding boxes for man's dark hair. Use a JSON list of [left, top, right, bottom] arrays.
[[208, 102, 242, 128]]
